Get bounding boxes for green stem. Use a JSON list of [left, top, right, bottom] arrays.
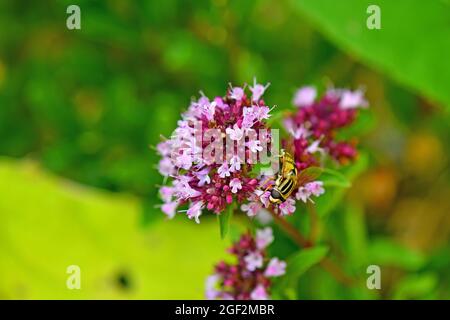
[[268, 208, 312, 247], [306, 202, 320, 244], [268, 208, 355, 287]]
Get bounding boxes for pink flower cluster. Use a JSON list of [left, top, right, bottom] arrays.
[[286, 86, 368, 167], [206, 227, 286, 300], [250, 180, 324, 217], [157, 80, 273, 223], [156, 82, 368, 221], [242, 189, 298, 217], [245, 85, 368, 214]]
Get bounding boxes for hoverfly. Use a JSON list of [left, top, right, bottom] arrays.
[[266, 149, 298, 205]]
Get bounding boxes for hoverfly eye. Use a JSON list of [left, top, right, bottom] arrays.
[[270, 189, 282, 200]]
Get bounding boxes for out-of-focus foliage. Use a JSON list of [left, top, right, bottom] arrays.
[[294, 0, 450, 109], [0, 0, 384, 199], [0, 0, 449, 299], [0, 158, 228, 299]]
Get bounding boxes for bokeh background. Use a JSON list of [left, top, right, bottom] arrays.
[[0, 0, 449, 299]]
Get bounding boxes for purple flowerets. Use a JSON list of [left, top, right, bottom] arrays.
[[156, 80, 273, 223], [156, 82, 369, 222], [285, 86, 368, 167], [206, 227, 286, 300], [265, 85, 369, 209]]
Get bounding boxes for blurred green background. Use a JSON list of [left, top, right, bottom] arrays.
[[0, 0, 449, 299]]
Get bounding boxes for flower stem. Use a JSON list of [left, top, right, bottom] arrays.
[[268, 209, 312, 247], [306, 202, 319, 243], [319, 257, 355, 286], [268, 208, 355, 286]]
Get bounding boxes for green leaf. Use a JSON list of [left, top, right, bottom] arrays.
[[298, 166, 323, 185], [321, 168, 351, 188], [267, 110, 287, 126], [218, 204, 234, 239], [298, 165, 351, 189], [273, 246, 329, 299], [316, 152, 369, 217], [0, 157, 228, 299], [285, 246, 329, 283], [336, 110, 376, 138], [392, 273, 438, 300], [291, 0, 450, 109], [343, 202, 368, 268], [368, 238, 426, 271]]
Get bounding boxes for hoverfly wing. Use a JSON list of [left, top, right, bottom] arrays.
[[297, 166, 323, 186]]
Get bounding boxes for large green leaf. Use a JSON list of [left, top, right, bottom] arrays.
[[286, 246, 329, 278], [392, 273, 438, 300], [0, 158, 228, 299], [321, 168, 351, 188], [292, 0, 450, 109], [343, 202, 368, 268], [316, 152, 369, 217], [367, 238, 426, 271], [273, 246, 329, 299], [298, 166, 351, 188], [283, 246, 329, 287]]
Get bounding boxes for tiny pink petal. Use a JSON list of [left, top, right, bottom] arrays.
[[264, 258, 286, 277], [293, 86, 316, 107]]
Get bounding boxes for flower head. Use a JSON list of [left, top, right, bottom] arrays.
[[156, 82, 275, 223], [285, 85, 368, 165], [206, 228, 286, 300], [269, 84, 369, 215]]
